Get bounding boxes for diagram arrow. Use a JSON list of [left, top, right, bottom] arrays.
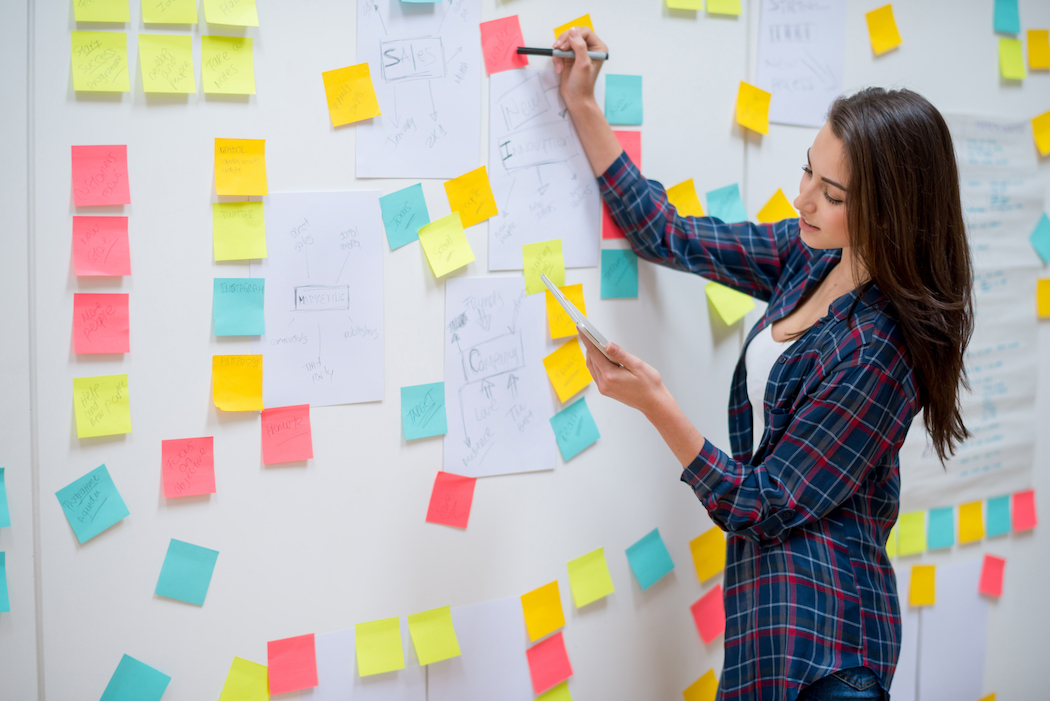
[[481, 378, 495, 400], [507, 373, 519, 399], [477, 307, 492, 332]]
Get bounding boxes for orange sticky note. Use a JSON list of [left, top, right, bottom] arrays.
[[73, 216, 131, 276], [72, 145, 131, 207], [73, 293, 130, 354], [756, 189, 797, 223], [865, 4, 902, 56], [683, 669, 718, 701], [735, 82, 771, 135], [690, 585, 725, 644], [521, 581, 565, 641], [689, 527, 726, 582], [546, 284, 586, 339], [214, 138, 268, 196], [261, 405, 313, 464], [212, 355, 263, 411], [553, 14, 593, 38], [602, 131, 642, 239], [162, 436, 216, 498], [978, 554, 1005, 598], [480, 15, 529, 75], [1037, 279, 1050, 317], [425, 471, 477, 529], [667, 179, 705, 217], [957, 500, 984, 544], [322, 63, 381, 127], [543, 339, 593, 403], [1012, 489, 1037, 531], [1033, 111, 1050, 158], [909, 564, 935, 606], [445, 166, 498, 228]]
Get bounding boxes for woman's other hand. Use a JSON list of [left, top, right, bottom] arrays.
[[578, 331, 671, 419], [553, 27, 607, 112]]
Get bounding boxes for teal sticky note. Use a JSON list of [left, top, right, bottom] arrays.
[[986, 494, 1011, 537], [0, 552, 9, 612], [155, 539, 219, 606], [55, 464, 129, 544], [927, 506, 955, 550], [213, 278, 265, 336], [706, 184, 748, 223], [549, 397, 600, 461], [1030, 213, 1050, 264], [100, 654, 171, 701], [625, 528, 674, 590], [601, 249, 639, 299], [993, 0, 1020, 34], [380, 183, 430, 250], [0, 468, 10, 528], [605, 74, 643, 125], [401, 382, 447, 440]]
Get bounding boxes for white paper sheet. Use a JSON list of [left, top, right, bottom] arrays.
[[252, 192, 385, 408], [302, 622, 426, 701], [487, 68, 600, 270], [889, 568, 919, 701], [917, 559, 988, 701], [355, 0, 481, 178]]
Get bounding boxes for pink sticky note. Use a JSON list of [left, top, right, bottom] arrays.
[[71, 145, 131, 207], [978, 554, 1006, 598], [73, 293, 129, 354], [525, 631, 573, 695], [1012, 489, 1037, 531], [425, 471, 477, 529], [72, 216, 130, 276], [601, 131, 643, 240], [267, 633, 318, 694], [480, 15, 529, 75], [690, 584, 726, 644], [261, 405, 313, 465], [161, 437, 216, 498]]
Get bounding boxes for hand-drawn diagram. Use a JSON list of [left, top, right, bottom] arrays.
[[251, 192, 384, 408], [488, 68, 600, 271], [356, 0, 481, 178], [444, 277, 557, 478]]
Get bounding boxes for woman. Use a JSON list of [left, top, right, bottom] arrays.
[[553, 27, 974, 701]]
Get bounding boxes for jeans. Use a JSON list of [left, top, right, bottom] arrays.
[[797, 667, 886, 700]]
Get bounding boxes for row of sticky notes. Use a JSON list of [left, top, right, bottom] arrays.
[[667, 177, 796, 226], [74, 0, 258, 25], [665, 0, 741, 14], [906, 553, 1008, 609]]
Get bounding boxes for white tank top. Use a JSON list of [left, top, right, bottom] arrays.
[[745, 322, 795, 455]]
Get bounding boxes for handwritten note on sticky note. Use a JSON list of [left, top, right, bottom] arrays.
[[521, 580, 565, 641], [549, 397, 600, 461], [267, 634, 318, 694], [978, 554, 1006, 597], [706, 183, 747, 223], [155, 538, 219, 606], [898, 510, 926, 554], [214, 278, 264, 336], [425, 471, 476, 528], [1030, 214, 1050, 264], [73, 293, 129, 354], [407, 605, 461, 665], [553, 14, 593, 37], [626, 528, 674, 590], [0, 552, 7, 613], [143, 0, 197, 23], [55, 464, 129, 543], [567, 547, 615, 607], [993, 0, 1020, 34], [605, 74, 642, 125], [690, 526, 726, 582], [1030, 30, 1050, 69], [756, 189, 797, 223], [690, 584, 726, 644], [926, 506, 954, 550], [706, 282, 755, 326], [322, 63, 381, 126], [72, 145, 130, 207], [212, 355, 263, 411], [356, 618, 405, 676], [162, 437, 215, 498], [958, 501, 984, 543], [218, 657, 268, 701], [999, 38, 1026, 80], [380, 184, 429, 251], [100, 655, 170, 701], [202, 36, 255, 94], [203, 0, 259, 25], [736, 82, 771, 135], [909, 564, 935, 606], [419, 212, 475, 277], [683, 669, 718, 701], [73, 374, 131, 438], [215, 139, 267, 196], [708, 0, 742, 14], [526, 631, 573, 695], [523, 239, 565, 295], [139, 34, 195, 93], [546, 284, 586, 339], [601, 249, 638, 299], [74, 0, 130, 22], [1032, 111, 1050, 157], [986, 495, 1011, 537], [73, 216, 130, 275], [0, 468, 10, 528], [1012, 489, 1037, 531], [401, 382, 447, 440], [261, 405, 313, 464], [213, 201, 266, 260], [865, 5, 901, 55], [480, 15, 529, 74], [445, 166, 498, 228], [543, 339, 592, 403], [71, 31, 130, 92], [667, 179, 705, 217]]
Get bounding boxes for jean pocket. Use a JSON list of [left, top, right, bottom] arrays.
[[830, 666, 880, 691]]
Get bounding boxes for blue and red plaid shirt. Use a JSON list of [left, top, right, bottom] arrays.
[[598, 152, 919, 701]]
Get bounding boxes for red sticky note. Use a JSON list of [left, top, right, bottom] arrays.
[[72, 216, 130, 276], [425, 471, 477, 529], [480, 15, 529, 75], [690, 584, 726, 644], [1012, 489, 1037, 531], [978, 554, 1006, 598], [261, 405, 313, 465], [71, 145, 131, 207], [73, 293, 129, 354], [525, 631, 573, 695], [161, 437, 216, 498], [601, 131, 642, 239], [267, 633, 318, 694]]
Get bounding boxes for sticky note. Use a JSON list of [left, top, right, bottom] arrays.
[[549, 397, 600, 461], [202, 36, 255, 94], [683, 669, 718, 701], [756, 189, 797, 223], [538, 682, 572, 701], [445, 166, 498, 228], [213, 278, 264, 336], [99, 655, 170, 701], [1038, 279, 1050, 317], [480, 15, 529, 74], [735, 82, 771, 135], [155, 538, 219, 606], [605, 75, 642, 125], [667, 179, 705, 217], [526, 631, 573, 695], [215, 139, 267, 196], [143, 0, 197, 24], [886, 523, 898, 559], [203, 0, 259, 26], [212, 355, 263, 411], [267, 634, 318, 693], [218, 658, 269, 701], [425, 471, 477, 529], [401, 382, 447, 440], [547, 284, 586, 339], [978, 554, 1006, 597], [926, 506, 954, 550], [707, 0, 741, 14], [958, 501, 984, 543], [419, 212, 475, 277], [73, 374, 131, 438], [705, 183, 747, 223], [667, 0, 704, 9], [993, 0, 1020, 35], [865, 5, 902, 55], [213, 201, 266, 260], [1030, 30, 1050, 69], [322, 63, 381, 126], [380, 183, 430, 250], [72, 145, 130, 207], [898, 510, 926, 555], [690, 584, 725, 644], [261, 405, 313, 464], [1033, 110, 1050, 157], [73, 293, 129, 354], [162, 437, 215, 498], [566, 547, 614, 607], [0, 468, 9, 528], [523, 239, 565, 295], [0, 552, 7, 613], [139, 34, 195, 93], [1012, 489, 1037, 531], [999, 38, 1026, 80], [625, 528, 674, 590], [543, 339, 592, 403], [909, 564, 935, 606], [74, 0, 129, 22], [706, 281, 755, 326], [601, 131, 642, 239], [690, 526, 726, 582], [73, 216, 130, 275], [55, 464, 129, 544], [986, 495, 1011, 537], [601, 249, 639, 299], [355, 618, 405, 676], [71, 31, 130, 92], [407, 605, 461, 665], [1029, 213, 1050, 264], [521, 580, 565, 641], [553, 14, 593, 37]]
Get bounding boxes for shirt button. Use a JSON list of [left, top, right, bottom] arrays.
[[778, 357, 786, 364]]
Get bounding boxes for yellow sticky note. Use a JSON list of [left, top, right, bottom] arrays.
[[355, 617, 405, 676], [139, 34, 195, 94], [538, 682, 573, 701], [407, 606, 461, 666], [201, 36, 255, 94], [543, 339, 593, 403], [735, 82, 771, 135], [909, 564, 936, 606], [958, 501, 985, 544], [521, 581, 565, 641], [553, 14, 593, 38], [73, 374, 131, 438], [567, 547, 615, 608], [667, 0, 704, 9], [212, 355, 263, 411], [756, 189, 797, 223], [215, 138, 268, 196], [445, 167, 498, 228], [1032, 111, 1050, 158], [523, 239, 565, 295], [705, 282, 755, 326], [683, 669, 718, 701], [1030, 30, 1050, 70], [886, 523, 898, 559], [75, 0, 129, 22], [213, 201, 267, 260], [547, 284, 586, 339], [999, 38, 1026, 80], [142, 0, 197, 24], [203, 0, 259, 26], [865, 5, 901, 56], [1037, 278, 1050, 317], [218, 657, 269, 701], [978, 694, 997, 701], [690, 527, 726, 582], [323, 63, 382, 127], [419, 212, 475, 278], [706, 0, 741, 15], [667, 179, 706, 217], [898, 510, 926, 555], [71, 31, 130, 92]]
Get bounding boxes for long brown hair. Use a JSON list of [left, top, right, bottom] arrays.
[[828, 87, 975, 467]]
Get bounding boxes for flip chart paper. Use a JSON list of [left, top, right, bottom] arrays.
[[553, 14, 593, 37], [219, 658, 269, 701], [72, 145, 130, 206], [756, 189, 797, 223], [999, 38, 1026, 80], [898, 510, 926, 554], [73, 216, 130, 275], [480, 16, 528, 74], [100, 655, 170, 701], [162, 437, 215, 498], [735, 82, 771, 135], [521, 581, 565, 641], [1030, 30, 1050, 69], [1034, 111, 1050, 157], [407, 606, 461, 665], [683, 670, 718, 701], [214, 278, 264, 336], [268, 634, 318, 694], [707, 0, 741, 14], [566, 547, 614, 607], [958, 501, 984, 543], [139, 34, 195, 93], [1029, 213, 1050, 263], [356, 618, 405, 676], [605, 74, 642, 125], [667, 179, 705, 217], [526, 632, 573, 695], [705, 183, 747, 223], [986, 495, 1011, 537], [865, 5, 902, 55], [215, 139, 266, 195], [690, 527, 726, 582], [55, 464, 129, 543], [690, 584, 725, 644], [304, 624, 426, 700], [917, 560, 988, 701], [927, 506, 954, 549], [546, 284, 586, 339], [523, 239, 564, 295], [549, 397, 599, 461], [212, 355, 263, 411], [322, 63, 381, 126], [142, 0, 197, 24], [213, 202, 266, 260], [203, 0, 258, 26], [73, 374, 131, 438], [625, 528, 674, 590], [75, 0, 129, 22], [202, 36, 255, 94], [909, 564, 935, 606], [543, 339, 592, 403], [419, 212, 475, 277], [380, 183, 429, 250], [155, 539, 219, 605], [0, 552, 7, 612], [1012, 489, 1037, 530], [73, 293, 129, 354], [602, 131, 642, 239], [601, 249, 638, 299], [979, 554, 1005, 597], [0, 469, 9, 528], [71, 32, 130, 92], [705, 282, 755, 326], [993, 0, 1020, 34], [261, 404, 313, 464], [445, 166, 498, 228], [402, 383, 447, 440]]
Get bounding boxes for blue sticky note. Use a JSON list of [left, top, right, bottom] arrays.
[[625, 528, 674, 590], [601, 249, 639, 299], [1030, 213, 1050, 264], [549, 397, 600, 461], [0, 551, 8, 612], [100, 654, 171, 701], [401, 382, 448, 440], [213, 278, 265, 336], [986, 494, 1011, 538], [155, 539, 219, 606], [993, 0, 1020, 34], [927, 506, 955, 550], [706, 184, 748, 224], [605, 74, 643, 125], [0, 468, 10, 528], [380, 183, 430, 250], [55, 465, 129, 544]]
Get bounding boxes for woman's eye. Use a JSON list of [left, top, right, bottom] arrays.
[[823, 191, 843, 205]]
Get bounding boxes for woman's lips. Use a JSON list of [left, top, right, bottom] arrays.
[[799, 217, 820, 232]]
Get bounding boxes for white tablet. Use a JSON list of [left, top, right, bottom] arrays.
[[541, 274, 623, 367]]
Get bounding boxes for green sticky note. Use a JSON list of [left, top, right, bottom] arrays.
[[100, 654, 171, 701], [201, 35, 256, 94], [139, 34, 196, 94], [705, 282, 755, 326], [605, 74, 642, 125], [549, 397, 600, 461], [213, 201, 266, 261], [55, 464, 129, 544], [1029, 213, 1050, 264], [999, 38, 1026, 80], [73, 373, 131, 438], [155, 539, 219, 606], [380, 183, 430, 250], [407, 605, 461, 665], [986, 495, 1011, 538], [218, 657, 269, 701], [927, 507, 955, 550], [626, 528, 674, 590], [707, 0, 741, 14], [993, 0, 1020, 34], [355, 618, 405, 676], [523, 239, 565, 295], [214, 278, 265, 336], [71, 31, 131, 92], [0, 468, 10, 528], [567, 546, 615, 607], [0, 552, 8, 612], [75, 0, 130, 22], [601, 249, 639, 299], [898, 510, 926, 555], [142, 0, 198, 24], [401, 382, 447, 440], [706, 184, 748, 223]]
